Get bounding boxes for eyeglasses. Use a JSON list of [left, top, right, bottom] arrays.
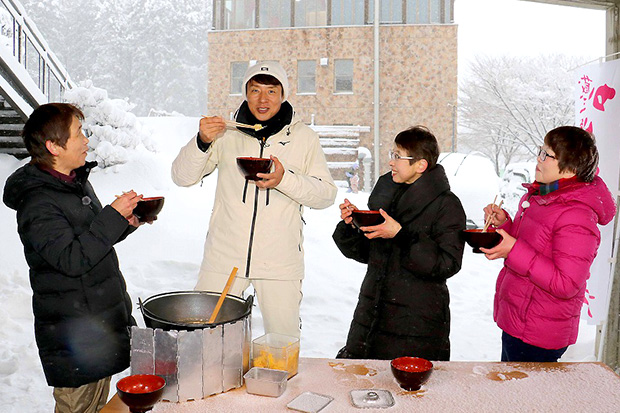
[[388, 149, 415, 161], [538, 146, 557, 161]]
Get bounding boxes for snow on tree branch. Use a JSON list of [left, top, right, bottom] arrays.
[[64, 80, 156, 169], [459, 54, 582, 174]]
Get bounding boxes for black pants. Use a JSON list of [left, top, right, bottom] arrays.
[[501, 331, 568, 362]]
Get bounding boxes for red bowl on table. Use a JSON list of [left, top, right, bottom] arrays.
[[237, 157, 273, 181], [116, 374, 165, 413], [390, 357, 433, 391]]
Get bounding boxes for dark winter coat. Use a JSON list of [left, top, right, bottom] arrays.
[[3, 162, 136, 388], [332, 166, 466, 360]]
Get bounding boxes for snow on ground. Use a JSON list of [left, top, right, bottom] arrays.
[[0, 116, 596, 412]]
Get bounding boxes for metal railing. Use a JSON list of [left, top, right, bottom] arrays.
[[0, 0, 73, 104]]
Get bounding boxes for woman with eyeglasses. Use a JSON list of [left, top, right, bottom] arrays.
[[481, 126, 616, 362], [332, 125, 466, 361]]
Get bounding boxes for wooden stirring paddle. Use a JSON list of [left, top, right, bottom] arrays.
[[207, 267, 238, 324]]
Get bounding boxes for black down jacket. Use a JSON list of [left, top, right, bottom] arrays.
[[332, 166, 466, 360], [3, 162, 136, 387]]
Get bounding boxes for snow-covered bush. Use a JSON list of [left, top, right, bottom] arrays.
[[0, 8, 12, 48], [64, 80, 156, 168]]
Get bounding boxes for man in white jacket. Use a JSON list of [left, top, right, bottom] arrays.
[[172, 61, 337, 338]]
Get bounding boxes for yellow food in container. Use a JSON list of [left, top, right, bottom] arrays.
[[251, 333, 300, 379]]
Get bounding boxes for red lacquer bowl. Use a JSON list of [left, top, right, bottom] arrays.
[[237, 157, 273, 180], [133, 196, 165, 222], [461, 228, 502, 253], [116, 374, 165, 413], [390, 357, 433, 391], [351, 210, 385, 229]]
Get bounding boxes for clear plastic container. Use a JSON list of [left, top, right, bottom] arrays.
[[244, 367, 288, 397], [251, 333, 300, 379], [350, 389, 395, 408]]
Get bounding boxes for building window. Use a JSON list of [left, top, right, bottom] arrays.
[[331, 0, 365, 26], [430, 0, 441, 23], [334, 59, 353, 93], [369, 0, 403, 24], [297, 60, 316, 94], [407, 0, 427, 24], [230, 61, 248, 95], [213, 0, 454, 29], [445, 0, 453, 22], [259, 0, 292, 28], [216, 0, 256, 30], [295, 0, 327, 27], [407, 0, 450, 24]]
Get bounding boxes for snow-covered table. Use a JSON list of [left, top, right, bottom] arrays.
[[103, 358, 620, 412]]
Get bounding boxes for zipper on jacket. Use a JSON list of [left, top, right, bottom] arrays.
[[245, 137, 267, 277]]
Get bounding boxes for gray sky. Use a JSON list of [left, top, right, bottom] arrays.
[[455, 0, 606, 65]]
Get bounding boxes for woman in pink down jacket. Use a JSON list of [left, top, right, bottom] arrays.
[[480, 126, 616, 362]]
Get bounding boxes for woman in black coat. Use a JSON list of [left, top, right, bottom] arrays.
[[2, 103, 142, 412], [333, 126, 466, 361]]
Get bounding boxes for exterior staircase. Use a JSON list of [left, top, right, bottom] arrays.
[[0, 96, 26, 158], [311, 124, 371, 190], [0, 0, 73, 158], [320, 136, 360, 185]]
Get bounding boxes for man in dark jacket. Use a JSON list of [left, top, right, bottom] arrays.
[[333, 125, 466, 361], [2, 103, 142, 412]]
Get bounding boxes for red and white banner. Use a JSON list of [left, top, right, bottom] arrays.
[[575, 59, 620, 324]]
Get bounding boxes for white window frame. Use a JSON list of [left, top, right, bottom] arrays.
[[230, 61, 248, 95], [297, 60, 317, 94], [334, 59, 354, 94]]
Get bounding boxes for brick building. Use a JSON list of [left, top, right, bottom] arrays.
[[207, 0, 457, 187]]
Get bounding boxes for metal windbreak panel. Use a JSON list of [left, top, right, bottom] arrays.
[[202, 325, 224, 396], [178, 330, 204, 401], [222, 320, 244, 391], [130, 326, 154, 375], [154, 329, 179, 402], [243, 316, 252, 373]]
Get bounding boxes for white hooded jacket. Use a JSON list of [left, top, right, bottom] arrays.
[[171, 116, 337, 284]]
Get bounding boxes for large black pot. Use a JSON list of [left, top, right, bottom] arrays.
[[139, 291, 253, 331]]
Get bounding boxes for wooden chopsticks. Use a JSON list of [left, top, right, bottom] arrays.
[[224, 120, 264, 131], [482, 196, 503, 232], [201, 116, 264, 131]]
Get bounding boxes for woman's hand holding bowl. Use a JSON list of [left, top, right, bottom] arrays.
[[112, 190, 143, 224], [480, 229, 516, 259], [339, 198, 357, 224], [363, 209, 401, 240]]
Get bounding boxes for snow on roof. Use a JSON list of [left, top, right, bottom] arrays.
[[310, 124, 370, 138]]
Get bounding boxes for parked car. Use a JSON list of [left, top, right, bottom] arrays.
[[438, 152, 500, 229]]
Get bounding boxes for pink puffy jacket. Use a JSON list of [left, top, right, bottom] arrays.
[[494, 176, 616, 349]]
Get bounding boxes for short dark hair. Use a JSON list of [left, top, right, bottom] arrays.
[[394, 125, 440, 169], [544, 126, 598, 182], [23, 103, 84, 168], [246, 74, 283, 95]]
